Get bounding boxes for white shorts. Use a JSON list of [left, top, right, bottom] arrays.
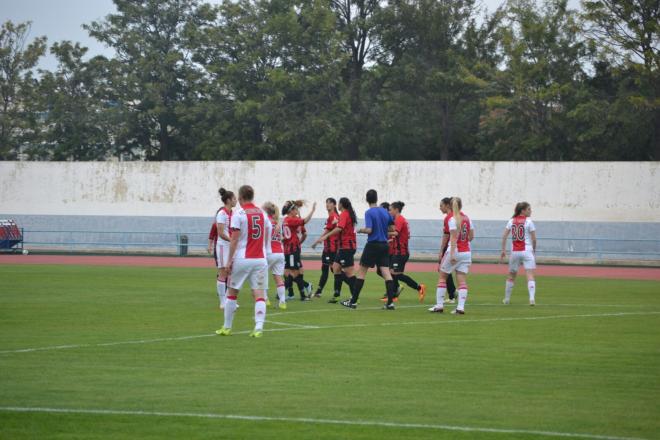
[[440, 251, 472, 274], [229, 258, 268, 290], [215, 242, 230, 269], [267, 253, 285, 276], [508, 250, 536, 273]]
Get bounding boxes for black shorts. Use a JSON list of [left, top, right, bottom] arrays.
[[321, 251, 336, 266], [360, 242, 390, 268], [284, 251, 302, 270], [334, 249, 356, 268], [390, 254, 409, 272]]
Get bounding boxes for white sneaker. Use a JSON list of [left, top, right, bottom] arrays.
[[529, 300, 535, 306], [451, 309, 465, 315], [502, 299, 510, 305]]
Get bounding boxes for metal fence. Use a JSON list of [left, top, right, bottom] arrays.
[[16, 229, 660, 263]]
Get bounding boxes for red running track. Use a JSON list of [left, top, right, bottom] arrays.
[[1, 254, 659, 280]]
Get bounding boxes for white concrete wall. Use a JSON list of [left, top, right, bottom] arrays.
[[1, 161, 658, 221]]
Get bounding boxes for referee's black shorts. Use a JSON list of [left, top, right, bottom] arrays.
[[359, 242, 390, 268]]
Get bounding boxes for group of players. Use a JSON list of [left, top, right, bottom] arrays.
[[208, 185, 538, 337]]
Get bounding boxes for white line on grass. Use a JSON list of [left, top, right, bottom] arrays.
[[1, 311, 658, 355], [267, 320, 320, 329], [0, 406, 646, 440]]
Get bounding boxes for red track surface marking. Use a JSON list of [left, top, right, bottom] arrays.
[[1, 254, 659, 281]]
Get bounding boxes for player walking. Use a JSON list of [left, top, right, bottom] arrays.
[[341, 189, 397, 310], [263, 202, 287, 310], [387, 201, 426, 302], [215, 188, 236, 309], [312, 197, 358, 303], [313, 198, 340, 298], [439, 197, 458, 304], [282, 200, 317, 301], [500, 202, 537, 306], [429, 197, 474, 314], [216, 185, 272, 338]]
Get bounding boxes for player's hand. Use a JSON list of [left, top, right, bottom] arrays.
[[450, 253, 457, 264], [227, 260, 233, 273], [500, 251, 506, 262]]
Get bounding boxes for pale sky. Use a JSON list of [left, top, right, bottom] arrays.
[[1, 0, 580, 72]]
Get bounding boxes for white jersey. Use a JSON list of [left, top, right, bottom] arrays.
[[215, 207, 232, 246], [506, 216, 536, 252], [230, 203, 272, 260]]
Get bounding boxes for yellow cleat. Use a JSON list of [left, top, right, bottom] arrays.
[[215, 327, 232, 336], [249, 330, 263, 338], [278, 302, 287, 310]]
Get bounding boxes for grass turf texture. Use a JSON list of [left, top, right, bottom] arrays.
[[0, 264, 658, 440]]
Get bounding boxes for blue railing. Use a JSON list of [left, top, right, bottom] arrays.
[[16, 230, 660, 262]]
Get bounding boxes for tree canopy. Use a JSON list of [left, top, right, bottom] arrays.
[[1, 0, 658, 161]]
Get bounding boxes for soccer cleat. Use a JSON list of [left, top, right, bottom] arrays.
[[301, 296, 311, 302], [266, 298, 272, 307], [278, 301, 287, 310], [249, 330, 263, 338], [340, 299, 357, 309], [383, 303, 395, 310], [314, 291, 322, 298], [451, 309, 465, 315], [502, 299, 510, 305], [418, 283, 426, 303], [428, 306, 444, 313], [328, 296, 339, 304], [444, 298, 455, 304], [305, 282, 313, 297], [529, 300, 535, 306], [215, 327, 232, 336]]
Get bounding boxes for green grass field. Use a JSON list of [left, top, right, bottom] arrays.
[[1, 264, 659, 440]]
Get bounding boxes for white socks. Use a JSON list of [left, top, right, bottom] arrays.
[[217, 279, 226, 308], [276, 284, 286, 302], [457, 286, 468, 311], [223, 296, 237, 329], [528, 280, 536, 302], [254, 298, 266, 331], [435, 282, 447, 308], [504, 279, 514, 303]]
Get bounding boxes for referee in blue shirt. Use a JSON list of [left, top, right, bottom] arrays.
[[341, 189, 398, 310]]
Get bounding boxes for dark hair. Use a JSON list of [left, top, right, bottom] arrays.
[[366, 189, 378, 204], [326, 197, 339, 214], [219, 187, 235, 204], [514, 202, 530, 217], [339, 197, 357, 226], [440, 197, 452, 206], [282, 199, 304, 216], [391, 201, 405, 212], [238, 185, 254, 201], [380, 202, 390, 210]]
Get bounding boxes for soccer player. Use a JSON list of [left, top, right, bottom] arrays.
[[312, 197, 357, 303], [500, 202, 537, 306], [207, 221, 222, 307], [216, 185, 272, 338], [387, 201, 426, 302], [439, 197, 458, 303], [341, 189, 397, 310], [282, 200, 317, 301], [215, 187, 236, 309], [263, 202, 287, 310], [429, 197, 474, 314], [313, 198, 340, 298]]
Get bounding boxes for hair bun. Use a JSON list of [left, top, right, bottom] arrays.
[[219, 187, 226, 196]]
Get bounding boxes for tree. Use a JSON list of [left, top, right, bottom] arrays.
[[0, 21, 46, 159], [84, 0, 215, 160]]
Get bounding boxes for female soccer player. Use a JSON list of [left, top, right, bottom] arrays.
[[388, 201, 426, 302], [439, 197, 458, 304], [282, 200, 316, 301], [312, 197, 357, 303], [429, 197, 474, 314], [500, 202, 537, 305], [313, 198, 340, 298], [263, 202, 287, 310], [215, 187, 236, 309]]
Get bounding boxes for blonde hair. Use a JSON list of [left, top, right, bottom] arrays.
[[262, 202, 279, 221], [452, 197, 463, 227]]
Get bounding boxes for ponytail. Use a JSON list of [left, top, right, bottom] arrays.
[[282, 199, 305, 216], [513, 202, 530, 218], [339, 197, 357, 226], [452, 197, 462, 227]]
